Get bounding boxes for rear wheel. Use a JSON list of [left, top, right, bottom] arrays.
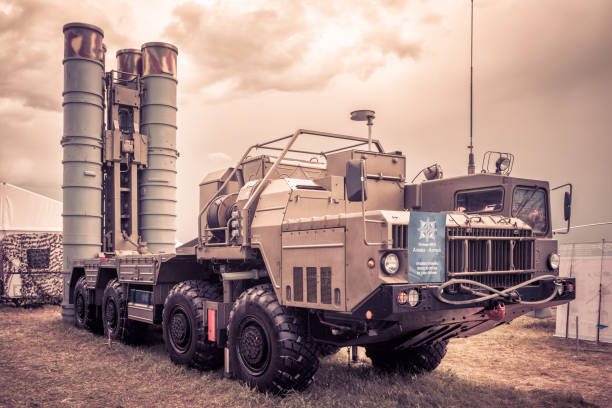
[[228, 284, 319, 393], [366, 340, 448, 374], [73, 276, 100, 332], [162, 280, 223, 370]]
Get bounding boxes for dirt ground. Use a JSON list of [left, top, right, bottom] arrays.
[[441, 316, 612, 407], [0, 305, 610, 408]]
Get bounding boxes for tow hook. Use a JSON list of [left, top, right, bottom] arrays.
[[484, 300, 506, 321]]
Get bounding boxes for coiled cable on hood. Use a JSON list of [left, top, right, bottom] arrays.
[[435, 274, 562, 306]]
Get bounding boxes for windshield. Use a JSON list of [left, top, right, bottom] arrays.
[[455, 188, 503, 213], [512, 187, 548, 234]]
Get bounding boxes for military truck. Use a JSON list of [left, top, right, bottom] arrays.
[[61, 22, 575, 393]]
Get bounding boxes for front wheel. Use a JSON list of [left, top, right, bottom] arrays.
[[228, 284, 319, 393], [366, 340, 448, 374]]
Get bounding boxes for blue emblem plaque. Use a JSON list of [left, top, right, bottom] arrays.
[[408, 212, 447, 283]]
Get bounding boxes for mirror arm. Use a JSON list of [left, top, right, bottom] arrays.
[[552, 183, 572, 235]]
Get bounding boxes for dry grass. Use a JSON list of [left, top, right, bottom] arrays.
[[0, 305, 609, 408]]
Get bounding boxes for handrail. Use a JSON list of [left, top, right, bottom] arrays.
[[243, 129, 302, 213], [255, 129, 384, 154], [360, 159, 385, 246]]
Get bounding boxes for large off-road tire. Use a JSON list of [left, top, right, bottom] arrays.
[[73, 276, 101, 332], [102, 279, 131, 341], [366, 339, 448, 374], [228, 284, 319, 393], [162, 280, 224, 370]]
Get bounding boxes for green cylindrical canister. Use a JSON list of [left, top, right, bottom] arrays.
[[139, 42, 178, 254], [61, 22, 105, 322]]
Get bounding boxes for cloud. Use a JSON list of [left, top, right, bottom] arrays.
[[206, 152, 232, 163], [420, 12, 443, 25], [0, 0, 140, 199], [164, 1, 435, 101], [0, 0, 135, 112]]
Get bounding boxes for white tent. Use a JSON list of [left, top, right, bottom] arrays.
[[0, 182, 62, 238]]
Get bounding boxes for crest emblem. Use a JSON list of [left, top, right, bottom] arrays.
[[418, 218, 437, 241]]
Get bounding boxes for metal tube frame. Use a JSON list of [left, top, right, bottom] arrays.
[[197, 129, 385, 247]]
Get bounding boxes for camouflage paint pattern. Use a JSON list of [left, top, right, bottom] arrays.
[[141, 42, 178, 78], [63, 22, 105, 64], [116, 49, 142, 80]]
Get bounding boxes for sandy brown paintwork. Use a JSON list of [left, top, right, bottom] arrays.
[[194, 131, 550, 313]]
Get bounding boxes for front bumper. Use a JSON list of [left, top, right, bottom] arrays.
[[354, 277, 575, 323], [315, 277, 575, 348]]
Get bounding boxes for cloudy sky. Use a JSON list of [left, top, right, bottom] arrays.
[[0, 0, 610, 244]]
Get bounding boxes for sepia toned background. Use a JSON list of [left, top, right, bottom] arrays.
[[0, 0, 610, 244]]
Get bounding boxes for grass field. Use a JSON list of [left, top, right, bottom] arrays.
[[0, 305, 610, 408]]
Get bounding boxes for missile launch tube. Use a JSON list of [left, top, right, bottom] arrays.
[[116, 48, 142, 81], [139, 42, 178, 253], [61, 22, 105, 322]]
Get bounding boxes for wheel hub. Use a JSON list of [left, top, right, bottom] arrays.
[[75, 294, 85, 322], [105, 299, 117, 328], [238, 320, 270, 374], [170, 310, 190, 351]]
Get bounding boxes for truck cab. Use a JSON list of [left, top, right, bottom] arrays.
[[405, 173, 553, 237]]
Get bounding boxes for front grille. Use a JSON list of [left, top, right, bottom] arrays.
[[467, 240, 487, 271], [391, 224, 408, 249], [447, 226, 534, 289], [455, 272, 533, 288], [448, 227, 533, 237], [514, 240, 533, 270]]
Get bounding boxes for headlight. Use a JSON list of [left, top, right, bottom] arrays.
[[382, 253, 400, 275], [548, 253, 560, 270], [496, 157, 510, 173], [407, 288, 420, 307]]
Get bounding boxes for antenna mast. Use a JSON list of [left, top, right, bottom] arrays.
[[467, 0, 475, 175]]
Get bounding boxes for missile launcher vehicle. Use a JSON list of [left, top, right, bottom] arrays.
[[61, 22, 576, 393]]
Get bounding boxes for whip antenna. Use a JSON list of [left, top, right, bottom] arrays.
[[467, 0, 475, 175]]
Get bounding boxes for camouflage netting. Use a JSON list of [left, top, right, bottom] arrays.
[[0, 233, 63, 304]]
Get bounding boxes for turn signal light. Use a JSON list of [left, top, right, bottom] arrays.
[[367, 258, 376, 269]]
